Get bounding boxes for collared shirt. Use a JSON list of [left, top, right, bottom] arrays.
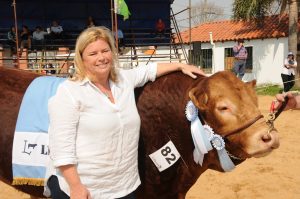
[[50, 25, 63, 33], [33, 31, 48, 40], [233, 45, 248, 60], [46, 63, 157, 199], [282, 58, 297, 75]]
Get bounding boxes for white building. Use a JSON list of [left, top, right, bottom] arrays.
[[178, 15, 294, 85]]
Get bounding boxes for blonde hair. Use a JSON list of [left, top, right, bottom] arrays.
[[72, 26, 118, 82]]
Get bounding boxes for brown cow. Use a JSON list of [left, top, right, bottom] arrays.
[[0, 67, 279, 199]]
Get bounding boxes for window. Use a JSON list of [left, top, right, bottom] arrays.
[[224, 46, 253, 72], [189, 48, 212, 73]]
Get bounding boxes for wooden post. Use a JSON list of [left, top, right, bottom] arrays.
[[57, 47, 70, 74], [0, 47, 3, 67], [18, 48, 28, 69]]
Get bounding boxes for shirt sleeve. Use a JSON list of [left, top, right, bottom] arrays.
[[121, 63, 157, 88], [48, 83, 80, 167]]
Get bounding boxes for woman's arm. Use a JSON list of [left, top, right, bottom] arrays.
[[156, 63, 205, 78], [59, 165, 91, 199]]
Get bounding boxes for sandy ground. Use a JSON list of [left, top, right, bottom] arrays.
[[1, 95, 300, 199]]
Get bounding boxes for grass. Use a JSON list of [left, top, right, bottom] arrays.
[[255, 84, 300, 96]]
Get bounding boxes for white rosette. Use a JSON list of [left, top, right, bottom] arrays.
[[185, 101, 212, 166], [211, 134, 235, 172]]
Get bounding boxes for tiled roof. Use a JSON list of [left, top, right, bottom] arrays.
[[178, 15, 296, 43]]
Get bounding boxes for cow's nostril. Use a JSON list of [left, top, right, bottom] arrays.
[[262, 134, 271, 142]]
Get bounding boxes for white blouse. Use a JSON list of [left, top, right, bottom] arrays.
[[45, 64, 157, 199], [282, 58, 297, 75]]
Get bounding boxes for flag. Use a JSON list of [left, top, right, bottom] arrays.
[[114, 0, 131, 20]]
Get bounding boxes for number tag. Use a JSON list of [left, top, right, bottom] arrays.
[[149, 141, 180, 172]]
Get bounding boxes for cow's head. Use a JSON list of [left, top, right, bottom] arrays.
[[188, 71, 279, 171]]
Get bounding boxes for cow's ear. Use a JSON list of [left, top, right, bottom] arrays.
[[245, 80, 256, 88], [188, 87, 208, 110]]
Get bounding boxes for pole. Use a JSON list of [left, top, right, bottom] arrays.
[[12, 0, 19, 68], [188, 0, 192, 64], [114, 14, 119, 52], [110, 0, 114, 31], [111, 0, 119, 53]]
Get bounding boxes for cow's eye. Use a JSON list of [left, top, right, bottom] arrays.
[[217, 106, 228, 111]]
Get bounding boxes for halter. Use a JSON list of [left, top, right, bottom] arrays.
[[224, 114, 264, 138]]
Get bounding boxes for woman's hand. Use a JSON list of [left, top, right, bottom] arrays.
[[274, 91, 299, 111], [178, 63, 206, 79], [70, 183, 91, 199]]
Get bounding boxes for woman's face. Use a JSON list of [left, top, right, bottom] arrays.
[[82, 39, 113, 81]]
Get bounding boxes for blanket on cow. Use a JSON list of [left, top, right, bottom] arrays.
[[12, 76, 66, 186]]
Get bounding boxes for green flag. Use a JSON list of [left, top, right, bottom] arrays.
[[114, 0, 131, 20]]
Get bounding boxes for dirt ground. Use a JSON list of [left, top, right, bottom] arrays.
[[1, 95, 300, 199]]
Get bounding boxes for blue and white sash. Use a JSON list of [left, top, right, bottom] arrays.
[[12, 76, 65, 186]]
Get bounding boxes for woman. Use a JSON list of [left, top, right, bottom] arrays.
[[19, 25, 31, 56], [45, 26, 204, 199], [281, 52, 297, 92]]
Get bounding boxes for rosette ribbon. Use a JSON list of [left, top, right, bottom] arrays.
[[185, 100, 235, 172], [185, 101, 212, 165]]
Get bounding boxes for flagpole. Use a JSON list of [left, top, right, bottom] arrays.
[[110, 0, 114, 31], [12, 0, 19, 68], [114, 12, 119, 53]]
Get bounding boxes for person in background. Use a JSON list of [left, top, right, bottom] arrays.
[[19, 25, 31, 55], [232, 39, 248, 80], [7, 26, 16, 55], [281, 52, 297, 93], [44, 26, 205, 199], [50, 20, 63, 39], [86, 16, 96, 28], [32, 26, 48, 50], [155, 18, 166, 38]]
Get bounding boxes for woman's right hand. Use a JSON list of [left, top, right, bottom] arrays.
[[70, 183, 91, 199], [275, 91, 299, 111]]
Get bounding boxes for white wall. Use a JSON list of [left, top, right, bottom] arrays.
[[183, 37, 288, 85]]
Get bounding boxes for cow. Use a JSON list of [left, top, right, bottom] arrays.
[[0, 67, 279, 199]]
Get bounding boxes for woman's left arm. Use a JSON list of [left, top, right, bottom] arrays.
[[156, 63, 205, 78]]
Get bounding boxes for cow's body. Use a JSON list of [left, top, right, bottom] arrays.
[[0, 67, 279, 198]]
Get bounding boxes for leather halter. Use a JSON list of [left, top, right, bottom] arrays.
[[224, 114, 264, 138]]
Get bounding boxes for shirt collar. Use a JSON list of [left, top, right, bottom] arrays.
[[79, 77, 122, 89]]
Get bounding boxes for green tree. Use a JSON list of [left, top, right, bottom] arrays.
[[233, 0, 299, 79]]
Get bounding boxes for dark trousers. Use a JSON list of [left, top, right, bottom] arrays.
[[47, 175, 136, 199], [47, 175, 70, 199], [281, 73, 295, 92]]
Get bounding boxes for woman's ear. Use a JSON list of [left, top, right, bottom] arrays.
[[188, 87, 208, 111]]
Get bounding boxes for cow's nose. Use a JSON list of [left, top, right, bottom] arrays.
[[262, 130, 280, 149]]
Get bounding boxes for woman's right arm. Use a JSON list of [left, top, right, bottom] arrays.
[[59, 165, 91, 199], [49, 83, 90, 198]]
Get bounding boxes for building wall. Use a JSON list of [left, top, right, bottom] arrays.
[[186, 37, 288, 85]]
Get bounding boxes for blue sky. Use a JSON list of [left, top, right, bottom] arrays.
[[171, 0, 234, 30]]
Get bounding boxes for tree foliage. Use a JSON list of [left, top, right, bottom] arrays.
[[233, 0, 282, 20]]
